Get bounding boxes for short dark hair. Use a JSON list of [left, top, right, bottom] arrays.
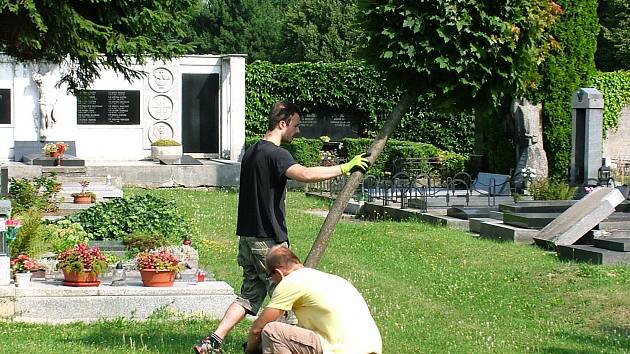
[[268, 101, 302, 131], [266, 245, 301, 271]]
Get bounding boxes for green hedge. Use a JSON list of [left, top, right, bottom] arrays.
[[530, 0, 598, 178], [245, 61, 475, 154], [243, 137, 467, 178], [341, 138, 467, 178], [591, 70, 630, 134]]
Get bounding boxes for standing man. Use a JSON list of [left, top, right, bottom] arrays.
[[194, 101, 370, 354], [245, 245, 382, 354]]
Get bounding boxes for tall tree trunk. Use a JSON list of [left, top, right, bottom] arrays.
[[304, 89, 419, 268]]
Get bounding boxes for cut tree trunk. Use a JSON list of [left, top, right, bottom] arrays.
[[304, 89, 419, 268]]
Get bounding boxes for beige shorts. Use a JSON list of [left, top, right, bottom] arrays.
[[261, 322, 323, 354]]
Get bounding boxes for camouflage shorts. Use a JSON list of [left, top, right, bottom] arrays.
[[234, 237, 287, 316]]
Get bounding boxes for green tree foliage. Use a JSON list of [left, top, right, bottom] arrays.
[[358, 0, 561, 113], [279, 0, 362, 63], [0, 0, 198, 90], [245, 61, 475, 153], [596, 0, 630, 71], [530, 0, 598, 178], [187, 0, 283, 62]]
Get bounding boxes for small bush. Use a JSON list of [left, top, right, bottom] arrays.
[[69, 195, 188, 243], [42, 219, 92, 254], [151, 139, 181, 146], [123, 232, 167, 254], [9, 209, 47, 258], [529, 178, 577, 200], [281, 138, 323, 167], [8, 175, 58, 213]]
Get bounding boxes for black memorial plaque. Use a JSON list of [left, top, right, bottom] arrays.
[[299, 109, 360, 141], [0, 89, 10, 124], [77, 90, 140, 125]]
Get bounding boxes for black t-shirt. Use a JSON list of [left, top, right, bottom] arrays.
[[236, 140, 297, 243]]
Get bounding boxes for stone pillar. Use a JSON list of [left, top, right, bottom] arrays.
[[570, 88, 604, 186], [0, 200, 12, 286], [221, 55, 246, 162], [0, 165, 7, 196], [511, 98, 548, 188]]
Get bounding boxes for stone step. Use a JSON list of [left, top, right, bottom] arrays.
[[409, 196, 515, 208], [446, 206, 497, 220], [42, 166, 87, 175], [502, 212, 561, 229], [556, 244, 630, 265], [488, 210, 504, 221], [1, 280, 235, 324], [592, 238, 630, 252], [56, 175, 124, 189], [479, 222, 538, 245], [499, 200, 576, 214], [468, 217, 499, 234], [598, 212, 630, 231]]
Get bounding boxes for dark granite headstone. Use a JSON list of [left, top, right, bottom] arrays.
[[159, 155, 202, 165], [593, 238, 630, 252], [13, 141, 77, 162], [557, 244, 630, 265], [22, 154, 85, 167], [502, 212, 561, 229], [0, 166, 7, 196], [472, 172, 510, 196], [77, 90, 141, 125], [299, 109, 360, 141]]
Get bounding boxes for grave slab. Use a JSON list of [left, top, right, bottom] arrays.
[[159, 155, 202, 165], [13, 141, 77, 162], [592, 238, 630, 252], [446, 206, 496, 220], [557, 244, 630, 265], [503, 212, 561, 229], [479, 222, 538, 244], [533, 187, 626, 249], [468, 218, 499, 234], [597, 212, 630, 231], [499, 200, 576, 214], [472, 172, 511, 196], [3, 280, 235, 324], [488, 211, 504, 221]]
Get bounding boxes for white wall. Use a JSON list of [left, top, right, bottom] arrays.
[[0, 55, 246, 162]]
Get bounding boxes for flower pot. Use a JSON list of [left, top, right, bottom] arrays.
[[15, 272, 31, 287], [73, 194, 93, 204], [62, 270, 101, 287], [140, 269, 175, 287], [151, 145, 183, 162]]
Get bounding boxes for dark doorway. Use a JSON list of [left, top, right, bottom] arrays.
[[181, 73, 220, 154]]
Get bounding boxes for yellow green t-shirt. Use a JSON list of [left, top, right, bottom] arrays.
[[267, 267, 382, 354]]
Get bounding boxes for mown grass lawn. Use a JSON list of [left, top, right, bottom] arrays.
[[1, 188, 629, 353]]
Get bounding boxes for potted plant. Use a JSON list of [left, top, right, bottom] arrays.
[[10, 254, 40, 287], [57, 243, 108, 286], [71, 180, 96, 204], [42, 142, 69, 158], [150, 139, 183, 162], [135, 249, 181, 287]]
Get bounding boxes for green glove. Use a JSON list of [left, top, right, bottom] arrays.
[[340, 153, 371, 175]]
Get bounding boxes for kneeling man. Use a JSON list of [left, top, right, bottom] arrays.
[[245, 246, 382, 354]]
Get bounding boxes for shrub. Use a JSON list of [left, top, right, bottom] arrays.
[[123, 232, 167, 254], [151, 139, 181, 146], [9, 209, 47, 258], [43, 219, 93, 254], [281, 138, 323, 167], [8, 175, 58, 213], [69, 195, 188, 243], [529, 178, 577, 200]]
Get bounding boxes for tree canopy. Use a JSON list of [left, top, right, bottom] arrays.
[[0, 0, 199, 90], [278, 0, 362, 63], [596, 0, 630, 71], [358, 0, 562, 113]]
